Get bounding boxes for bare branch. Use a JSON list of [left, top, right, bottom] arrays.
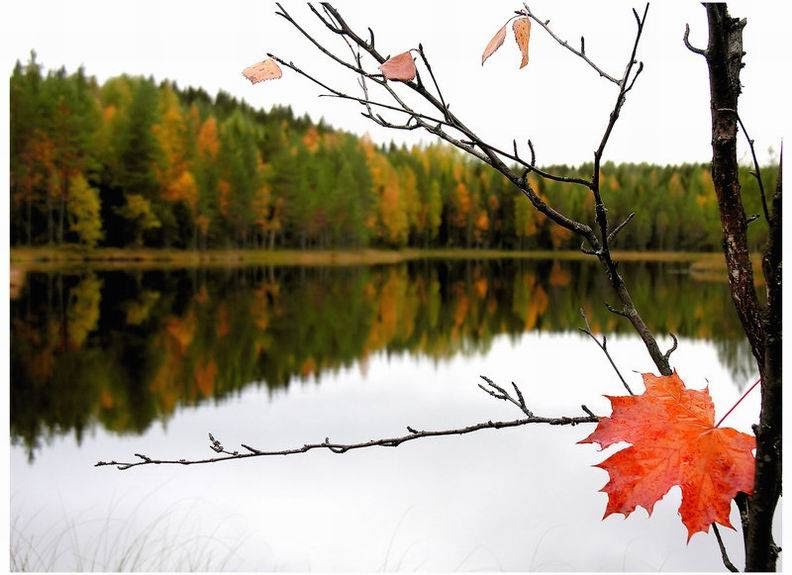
[[305, 2, 599, 242], [683, 23, 707, 57], [735, 113, 771, 224], [578, 307, 633, 395], [624, 61, 644, 94], [604, 302, 629, 319], [663, 333, 679, 363], [96, 379, 598, 471], [607, 212, 635, 244], [579, 241, 598, 256], [416, 43, 448, 116], [313, 2, 593, 193], [521, 3, 620, 85], [275, 2, 668, 376], [712, 524, 739, 572], [582, 4, 673, 377], [594, 4, 649, 170], [268, 54, 447, 131], [478, 375, 534, 417]]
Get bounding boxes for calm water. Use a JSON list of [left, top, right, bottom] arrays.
[[10, 259, 767, 571]]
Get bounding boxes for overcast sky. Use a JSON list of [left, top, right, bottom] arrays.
[[4, 1, 789, 166]]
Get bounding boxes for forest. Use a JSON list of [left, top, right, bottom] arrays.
[[10, 54, 775, 252]]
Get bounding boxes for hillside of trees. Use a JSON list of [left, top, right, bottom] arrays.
[[10, 54, 775, 252]]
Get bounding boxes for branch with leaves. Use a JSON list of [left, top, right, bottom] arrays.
[[100, 3, 773, 569], [243, 2, 673, 377]]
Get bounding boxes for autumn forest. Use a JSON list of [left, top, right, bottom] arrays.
[[10, 55, 776, 253]]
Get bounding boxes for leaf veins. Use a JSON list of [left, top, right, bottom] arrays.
[[580, 372, 755, 540]]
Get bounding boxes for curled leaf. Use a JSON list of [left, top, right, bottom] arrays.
[[378, 51, 416, 81], [512, 17, 532, 69], [242, 58, 282, 84], [481, 23, 508, 66]]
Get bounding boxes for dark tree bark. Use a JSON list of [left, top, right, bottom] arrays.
[[749, 154, 782, 573], [689, 4, 782, 571]]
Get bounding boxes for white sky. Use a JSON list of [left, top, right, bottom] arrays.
[[2, 1, 790, 166]]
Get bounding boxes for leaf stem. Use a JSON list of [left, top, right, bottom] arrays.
[[716, 377, 761, 428]]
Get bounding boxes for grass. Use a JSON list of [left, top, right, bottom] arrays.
[[10, 245, 740, 272], [10, 501, 249, 572]]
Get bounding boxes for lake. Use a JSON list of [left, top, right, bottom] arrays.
[[10, 258, 769, 571]]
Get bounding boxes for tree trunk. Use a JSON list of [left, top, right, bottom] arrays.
[[703, 5, 764, 366], [47, 191, 53, 245], [747, 155, 782, 572], [26, 193, 32, 246], [59, 169, 67, 244], [698, 4, 781, 570]]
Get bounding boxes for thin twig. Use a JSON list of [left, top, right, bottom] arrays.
[[607, 212, 635, 243], [417, 44, 448, 117], [478, 375, 534, 417], [735, 113, 771, 224], [604, 302, 629, 319], [712, 524, 739, 572], [521, 4, 620, 85], [683, 23, 707, 57], [663, 333, 678, 363], [267, 54, 447, 127], [96, 396, 597, 471], [716, 377, 761, 428], [578, 307, 633, 395], [592, 4, 649, 249]]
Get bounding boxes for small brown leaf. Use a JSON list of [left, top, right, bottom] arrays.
[[513, 17, 532, 69], [481, 24, 508, 66], [242, 58, 282, 84], [378, 51, 416, 81]]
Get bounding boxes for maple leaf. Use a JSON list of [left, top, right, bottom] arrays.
[[379, 51, 416, 81], [512, 17, 532, 69], [580, 372, 755, 540], [242, 58, 282, 84]]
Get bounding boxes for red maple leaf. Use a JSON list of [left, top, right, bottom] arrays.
[[580, 372, 755, 540]]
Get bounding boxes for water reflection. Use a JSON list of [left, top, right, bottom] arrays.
[[11, 259, 750, 457]]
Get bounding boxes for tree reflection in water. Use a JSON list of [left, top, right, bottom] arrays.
[[11, 259, 750, 459]]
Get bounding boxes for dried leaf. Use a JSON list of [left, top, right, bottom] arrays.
[[580, 372, 756, 541], [378, 51, 416, 81], [481, 23, 508, 66], [242, 58, 282, 84], [512, 17, 532, 69]]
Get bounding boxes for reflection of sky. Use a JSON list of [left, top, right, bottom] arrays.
[[12, 332, 771, 572]]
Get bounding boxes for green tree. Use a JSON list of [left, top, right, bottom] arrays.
[[115, 194, 161, 246], [67, 173, 103, 247]]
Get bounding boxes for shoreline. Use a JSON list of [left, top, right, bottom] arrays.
[[8, 245, 740, 272]]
